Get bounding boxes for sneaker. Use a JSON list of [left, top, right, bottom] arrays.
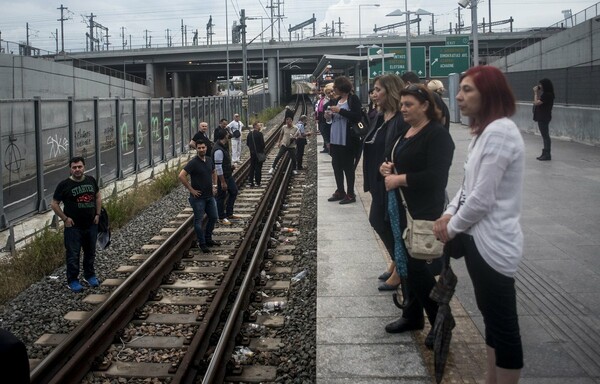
[[247, 183, 254, 188], [339, 194, 356, 205], [292, 170, 298, 175], [327, 191, 344, 202], [67, 280, 84, 293], [83, 276, 100, 287], [228, 214, 242, 220], [268, 168, 275, 175], [219, 218, 231, 225], [206, 240, 221, 247]]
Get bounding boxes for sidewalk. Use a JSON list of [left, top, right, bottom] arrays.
[[316, 122, 600, 383]]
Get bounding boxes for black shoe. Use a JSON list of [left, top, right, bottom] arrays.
[[199, 244, 210, 253], [385, 317, 424, 334], [206, 240, 221, 247], [339, 194, 356, 205], [424, 328, 435, 350], [327, 191, 344, 202], [537, 154, 551, 161]]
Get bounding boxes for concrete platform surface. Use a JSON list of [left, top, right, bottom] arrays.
[[316, 122, 600, 383]]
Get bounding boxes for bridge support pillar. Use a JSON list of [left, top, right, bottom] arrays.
[[145, 63, 154, 97], [172, 72, 180, 98], [268, 57, 278, 107]]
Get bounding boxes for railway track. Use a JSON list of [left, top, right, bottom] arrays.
[[29, 97, 313, 384]]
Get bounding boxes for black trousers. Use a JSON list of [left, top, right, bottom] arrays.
[[0, 329, 30, 383], [296, 138, 307, 169], [538, 121, 551, 152], [272, 145, 296, 171], [248, 153, 263, 185], [330, 143, 356, 196], [459, 233, 524, 369]]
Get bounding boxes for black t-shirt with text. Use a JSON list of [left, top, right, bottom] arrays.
[[53, 176, 99, 228]]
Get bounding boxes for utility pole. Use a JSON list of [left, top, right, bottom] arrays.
[[240, 9, 249, 126], [54, 29, 58, 53], [166, 29, 171, 47], [457, 7, 462, 34], [267, 0, 275, 42], [57, 4, 68, 53], [121, 26, 126, 49], [206, 16, 214, 45], [144, 30, 150, 48], [336, 18, 343, 37], [181, 20, 184, 46]]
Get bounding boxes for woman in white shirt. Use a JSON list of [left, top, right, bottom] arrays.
[[434, 66, 524, 384]]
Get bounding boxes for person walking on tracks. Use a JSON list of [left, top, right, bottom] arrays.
[[246, 121, 266, 187], [179, 140, 220, 253], [51, 156, 102, 293], [212, 129, 239, 225], [268, 116, 299, 176]]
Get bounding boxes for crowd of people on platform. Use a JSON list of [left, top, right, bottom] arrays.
[[314, 68, 526, 383]]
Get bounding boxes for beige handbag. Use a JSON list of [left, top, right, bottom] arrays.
[[399, 188, 444, 260]]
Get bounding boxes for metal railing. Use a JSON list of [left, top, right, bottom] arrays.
[[0, 93, 270, 230]]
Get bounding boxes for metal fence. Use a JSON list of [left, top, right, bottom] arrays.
[[506, 66, 600, 106], [0, 93, 270, 229]]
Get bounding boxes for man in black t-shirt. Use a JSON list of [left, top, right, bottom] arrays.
[[178, 141, 219, 253], [190, 121, 213, 154], [51, 156, 102, 293]]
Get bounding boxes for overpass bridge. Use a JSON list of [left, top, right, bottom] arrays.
[[58, 30, 558, 102]]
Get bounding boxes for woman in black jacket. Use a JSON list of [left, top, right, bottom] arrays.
[[326, 76, 363, 204], [380, 84, 454, 338], [363, 74, 408, 291], [533, 78, 555, 161]]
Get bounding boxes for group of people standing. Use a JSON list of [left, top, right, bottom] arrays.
[[314, 67, 528, 383]]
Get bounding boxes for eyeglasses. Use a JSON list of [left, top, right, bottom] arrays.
[[403, 84, 430, 102]]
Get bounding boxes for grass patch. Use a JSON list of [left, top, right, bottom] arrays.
[[0, 226, 63, 303], [250, 106, 284, 125], [0, 162, 183, 305]]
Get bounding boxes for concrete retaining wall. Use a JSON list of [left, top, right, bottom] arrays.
[[0, 55, 151, 99]]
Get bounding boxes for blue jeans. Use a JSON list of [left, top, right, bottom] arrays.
[[216, 175, 238, 219], [64, 225, 98, 283], [189, 196, 218, 245]]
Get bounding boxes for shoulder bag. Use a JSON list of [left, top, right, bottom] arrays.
[[398, 188, 444, 261], [350, 108, 370, 139]]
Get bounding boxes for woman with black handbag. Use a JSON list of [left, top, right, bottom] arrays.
[[246, 121, 266, 187], [379, 84, 454, 341], [326, 76, 363, 205]]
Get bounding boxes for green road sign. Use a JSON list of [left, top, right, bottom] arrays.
[[445, 35, 470, 46], [429, 45, 470, 77], [368, 46, 426, 78]]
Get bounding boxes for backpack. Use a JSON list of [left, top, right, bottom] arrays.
[[96, 207, 111, 250]]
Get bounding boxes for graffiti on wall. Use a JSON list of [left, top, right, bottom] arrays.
[[47, 134, 69, 158], [4, 136, 24, 174]]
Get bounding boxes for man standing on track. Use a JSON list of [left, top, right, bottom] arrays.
[[212, 129, 239, 225], [178, 140, 220, 253], [226, 113, 244, 163], [190, 121, 213, 154], [51, 156, 102, 293]]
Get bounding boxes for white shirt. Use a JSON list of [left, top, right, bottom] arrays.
[[226, 120, 244, 137], [445, 117, 525, 277]]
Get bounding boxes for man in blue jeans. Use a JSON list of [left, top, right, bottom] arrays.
[[51, 156, 102, 293], [179, 140, 220, 253], [212, 129, 239, 225]]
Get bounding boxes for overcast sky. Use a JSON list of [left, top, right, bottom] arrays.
[[0, 0, 595, 53]]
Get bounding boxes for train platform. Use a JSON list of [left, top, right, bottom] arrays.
[[316, 122, 600, 383]]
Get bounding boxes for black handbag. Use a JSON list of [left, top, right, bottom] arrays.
[[232, 129, 241, 139], [350, 108, 370, 138]]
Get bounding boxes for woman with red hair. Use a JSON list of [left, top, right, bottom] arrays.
[[434, 66, 525, 384]]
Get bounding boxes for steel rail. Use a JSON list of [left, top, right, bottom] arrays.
[[199, 154, 295, 384]]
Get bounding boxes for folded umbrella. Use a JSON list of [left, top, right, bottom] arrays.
[[429, 247, 458, 384]]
